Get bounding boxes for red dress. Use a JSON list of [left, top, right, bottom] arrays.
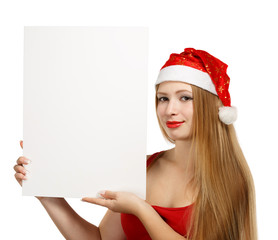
[[121, 151, 193, 240]]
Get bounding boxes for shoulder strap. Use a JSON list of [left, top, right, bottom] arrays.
[[147, 151, 165, 168]]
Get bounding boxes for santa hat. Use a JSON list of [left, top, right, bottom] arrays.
[[155, 48, 237, 125]]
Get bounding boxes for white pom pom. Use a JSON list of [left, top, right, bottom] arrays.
[[218, 106, 237, 125]]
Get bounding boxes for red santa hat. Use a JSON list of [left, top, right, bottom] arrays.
[[155, 48, 237, 125]]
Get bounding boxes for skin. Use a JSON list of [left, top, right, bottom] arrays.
[[156, 81, 195, 173], [156, 81, 193, 143]]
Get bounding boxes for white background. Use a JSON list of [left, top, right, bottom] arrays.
[[1, 0, 277, 239]]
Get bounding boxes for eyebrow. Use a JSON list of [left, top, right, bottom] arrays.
[[157, 89, 192, 95]]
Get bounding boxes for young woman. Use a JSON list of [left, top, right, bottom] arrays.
[[14, 48, 257, 239]]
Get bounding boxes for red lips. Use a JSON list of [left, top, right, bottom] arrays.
[[166, 121, 185, 128]]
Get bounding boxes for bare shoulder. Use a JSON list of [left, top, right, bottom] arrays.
[[99, 209, 126, 240]]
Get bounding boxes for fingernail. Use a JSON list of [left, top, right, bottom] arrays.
[[96, 190, 106, 198], [23, 159, 31, 164]]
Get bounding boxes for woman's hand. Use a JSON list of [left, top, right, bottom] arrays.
[[82, 190, 146, 216], [14, 140, 30, 187], [14, 140, 44, 201]]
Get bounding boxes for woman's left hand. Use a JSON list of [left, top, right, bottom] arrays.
[[81, 190, 146, 216]]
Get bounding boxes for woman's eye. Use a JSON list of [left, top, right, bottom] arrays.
[[181, 96, 193, 101], [158, 97, 168, 102]]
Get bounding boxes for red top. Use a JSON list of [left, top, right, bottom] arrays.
[[121, 151, 193, 239]]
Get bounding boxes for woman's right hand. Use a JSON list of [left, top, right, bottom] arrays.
[[14, 140, 44, 200], [14, 140, 29, 187]]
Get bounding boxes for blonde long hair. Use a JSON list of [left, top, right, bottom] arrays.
[[155, 84, 257, 240]]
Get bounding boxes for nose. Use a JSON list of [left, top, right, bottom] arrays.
[[165, 99, 179, 116]]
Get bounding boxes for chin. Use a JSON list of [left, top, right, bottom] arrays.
[[168, 134, 192, 142]]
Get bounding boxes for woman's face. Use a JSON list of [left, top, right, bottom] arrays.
[[156, 81, 194, 141]]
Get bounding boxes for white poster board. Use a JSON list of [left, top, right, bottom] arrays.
[[22, 27, 148, 199]]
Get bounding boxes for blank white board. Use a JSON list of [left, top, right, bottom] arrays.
[[22, 26, 148, 199]]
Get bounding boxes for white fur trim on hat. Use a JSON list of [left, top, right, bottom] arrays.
[[218, 106, 237, 125], [155, 65, 218, 95]]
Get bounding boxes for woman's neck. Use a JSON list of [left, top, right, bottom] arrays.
[[165, 140, 197, 202], [169, 140, 193, 170]]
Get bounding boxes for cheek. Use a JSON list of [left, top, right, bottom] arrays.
[[189, 109, 194, 120], [183, 104, 194, 121], [156, 106, 164, 119]]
